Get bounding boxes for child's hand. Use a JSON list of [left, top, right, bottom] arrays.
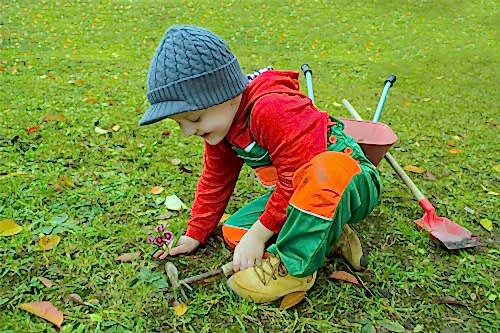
[[153, 235, 200, 260], [233, 232, 265, 272], [233, 220, 274, 272]]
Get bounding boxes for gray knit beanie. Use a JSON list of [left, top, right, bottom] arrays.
[[139, 25, 249, 126]]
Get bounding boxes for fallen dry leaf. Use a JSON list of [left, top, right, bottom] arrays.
[[279, 291, 306, 309], [36, 235, 61, 251], [328, 271, 359, 285], [479, 219, 493, 232], [164, 195, 187, 211], [150, 186, 164, 195], [115, 252, 141, 262], [94, 127, 108, 135], [447, 139, 457, 147], [0, 219, 23, 236], [67, 293, 84, 305], [43, 114, 65, 122], [18, 301, 64, 328], [173, 301, 187, 316], [85, 95, 98, 104], [111, 124, 120, 132], [448, 148, 463, 154], [56, 175, 75, 188], [26, 125, 40, 134], [403, 165, 425, 174], [435, 296, 466, 307], [38, 277, 53, 288], [170, 158, 181, 165], [162, 130, 171, 137]]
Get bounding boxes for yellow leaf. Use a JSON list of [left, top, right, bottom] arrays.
[[36, 235, 61, 251], [479, 219, 493, 232], [18, 301, 64, 328], [447, 139, 456, 147], [150, 186, 164, 195], [56, 175, 75, 188], [403, 165, 425, 174], [279, 291, 306, 309], [111, 124, 120, 132], [173, 301, 187, 316], [448, 148, 463, 154], [493, 164, 500, 173], [0, 219, 23, 236], [85, 95, 98, 104]]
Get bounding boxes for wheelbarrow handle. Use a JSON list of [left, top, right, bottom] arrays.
[[373, 74, 397, 122], [300, 63, 315, 104]]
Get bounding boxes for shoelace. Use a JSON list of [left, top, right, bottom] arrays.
[[253, 256, 288, 286]]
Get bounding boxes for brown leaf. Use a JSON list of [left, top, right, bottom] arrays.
[[74, 79, 85, 86], [67, 293, 84, 305], [38, 277, 53, 288], [435, 296, 466, 307], [448, 148, 463, 154], [279, 291, 306, 309], [43, 114, 65, 122], [328, 271, 359, 285], [18, 301, 64, 328], [173, 301, 187, 316], [150, 186, 164, 195], [403, 165, 425, 174], [115, 252, 141, 262], [85, 95, 98, 104], [26, 125, 40, 134], [56, 175, 75, 188], [162, 130, 171, 137]]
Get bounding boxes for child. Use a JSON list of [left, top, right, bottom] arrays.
[[140, 25, 381, 303]]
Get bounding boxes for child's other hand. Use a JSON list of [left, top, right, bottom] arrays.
[[233, 232, 265, 272], [153, 235, 200, 260]]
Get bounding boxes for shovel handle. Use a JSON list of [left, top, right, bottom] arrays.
[[301, 64, 315, 103]]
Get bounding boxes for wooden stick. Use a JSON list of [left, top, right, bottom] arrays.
[[178, 262, 234, 286]]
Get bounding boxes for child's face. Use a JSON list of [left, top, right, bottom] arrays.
[[170, 95, 241, 145]]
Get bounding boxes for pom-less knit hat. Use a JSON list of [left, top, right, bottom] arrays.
[[139, 25, 249, 126]]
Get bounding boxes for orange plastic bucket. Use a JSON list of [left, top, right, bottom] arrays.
[[340, 118, 398, 167]]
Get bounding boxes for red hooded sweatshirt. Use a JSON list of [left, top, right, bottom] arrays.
[[185, 70, 329, 244]]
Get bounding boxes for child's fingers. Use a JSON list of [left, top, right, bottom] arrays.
[[169, 243, 190, 256], [153, 250, 164, 259]]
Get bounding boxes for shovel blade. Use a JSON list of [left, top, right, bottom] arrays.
[[414, 214, 481, 250]]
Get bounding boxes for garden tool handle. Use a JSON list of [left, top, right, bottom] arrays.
[[373, 74, 397, 122], [221, 261, 234, 276], [301, 63, 315, 103]]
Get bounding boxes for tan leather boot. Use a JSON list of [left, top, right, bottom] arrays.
[[227, 254, 316, 303], [331, 224, 367, 271]]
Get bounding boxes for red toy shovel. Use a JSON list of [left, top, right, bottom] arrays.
[[384, 153, 481, 250]]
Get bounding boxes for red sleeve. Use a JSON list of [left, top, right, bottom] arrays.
[[250, 94, 327, 233], [185, 141, 243, 244]]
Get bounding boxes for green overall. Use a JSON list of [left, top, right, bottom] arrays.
[[224, 117, 382, 277]]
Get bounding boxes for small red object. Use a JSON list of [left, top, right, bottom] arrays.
[[328, 135, 337, 144]]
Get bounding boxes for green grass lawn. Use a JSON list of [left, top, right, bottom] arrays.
[[1, 1, 498, 332]]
